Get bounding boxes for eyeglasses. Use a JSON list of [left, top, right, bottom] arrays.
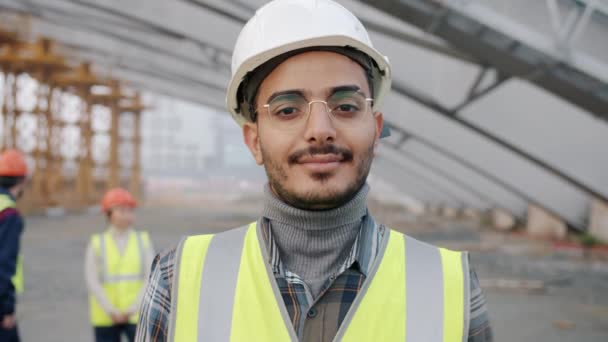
[[262, 89, 373, 130]]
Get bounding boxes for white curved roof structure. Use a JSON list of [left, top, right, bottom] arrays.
[[1, 0, 606, 230]]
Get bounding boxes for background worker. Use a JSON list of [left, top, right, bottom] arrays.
[[0, 149, 28, 342], [85, 188, 154, 342]]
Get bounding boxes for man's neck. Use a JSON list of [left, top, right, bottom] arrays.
[[262, 183, 370, 297], [109, 225, 131, 237], [8, 186, 20, 200]]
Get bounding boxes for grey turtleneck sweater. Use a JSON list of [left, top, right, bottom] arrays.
[[262, 184, 369, 298]]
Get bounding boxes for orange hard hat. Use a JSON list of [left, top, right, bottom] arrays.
[[0, 149, 28, 177], [101, 188, 137, 212]]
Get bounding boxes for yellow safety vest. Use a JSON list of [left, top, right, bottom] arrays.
[[0, 194, 24, 295], [169, 222, 470, 342], [89, 229, 150, 327]]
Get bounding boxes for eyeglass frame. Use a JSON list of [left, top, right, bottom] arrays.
[[260, 90, 374, 129]]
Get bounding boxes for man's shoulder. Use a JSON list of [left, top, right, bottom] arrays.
[[0, 207, 20, 220], [385, 227, 470, 254], [180, 223, 257, 243], [162, 224, 255, 266], [156, 245, 178, 270]]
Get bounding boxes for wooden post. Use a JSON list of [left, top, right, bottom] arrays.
[[52, 62, 105, 205], [19, 39, 68, 207], [108, 81, 121, 189], [0, 38, 68, 208], [0, 42, 20, 150], [120, 93, 146, 200], [0, 68, 7, 150], [9, 72, 18, 149], [89, 80, 124, 200], [78, 85, 95, 204]]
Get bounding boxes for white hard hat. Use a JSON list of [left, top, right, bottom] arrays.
[[226, 0, 392, 127]]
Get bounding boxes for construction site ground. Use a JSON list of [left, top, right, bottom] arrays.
[[15, 196, 608, 341]]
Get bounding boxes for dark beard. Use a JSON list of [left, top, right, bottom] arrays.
[[262, 143, 374, 210]]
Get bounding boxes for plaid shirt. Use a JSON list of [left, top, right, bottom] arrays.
[[264, 216, 383, 340], [136, 218, 493, 341]]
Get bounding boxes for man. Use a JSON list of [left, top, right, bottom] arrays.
[[85, 188, 155, 342], [137, 0, 492, 341], [0, 149, 28, 342]]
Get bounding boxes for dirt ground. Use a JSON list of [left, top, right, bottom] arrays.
[[14, 199, 608, 341]]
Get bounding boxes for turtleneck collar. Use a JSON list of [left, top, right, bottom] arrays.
[[261, 183, 370, 298], [262, 183, 369, 230]]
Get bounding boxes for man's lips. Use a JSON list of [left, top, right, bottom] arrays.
[[288, 145, 353, 166], [297, 154, 344, 164], [296, 154, 344, 173]]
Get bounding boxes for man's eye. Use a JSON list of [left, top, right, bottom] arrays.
[[334, 104, 357, 112], [275, 107, 299, 116]]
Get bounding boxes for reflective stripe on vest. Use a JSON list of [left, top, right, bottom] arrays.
[[89, 230, 149, 327], [170, 222, 469, 342], [12, 255, 24, 294], [0, 194, 23, 294]]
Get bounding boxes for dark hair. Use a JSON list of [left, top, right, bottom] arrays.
[[238, 46, 377, 122], [0, 176, 25, 190]]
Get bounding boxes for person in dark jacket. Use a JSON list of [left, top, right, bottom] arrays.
[[0, 149, 28, 342]]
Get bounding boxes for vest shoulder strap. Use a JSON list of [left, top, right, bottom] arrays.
[[139, 230, 151, 249], [169, 233, 215, 341], [398, 229, 470, 342], [90, 233, 108, 281], [133, 230, 148, 277], [90, 234, 101, 255], [169, 224, 257, 342], [339, 228, 470, 342], [0, 194, 16, 211]]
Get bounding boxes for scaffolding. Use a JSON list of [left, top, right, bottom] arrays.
[[0, 29, 144, 212]]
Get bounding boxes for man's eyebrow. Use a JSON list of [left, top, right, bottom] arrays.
[[330, 85, 361, 95], [266, 89, 305, 104], [265, 85, 363, 104]]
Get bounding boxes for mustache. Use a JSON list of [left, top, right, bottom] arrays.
[[288, 144, 354, 165]]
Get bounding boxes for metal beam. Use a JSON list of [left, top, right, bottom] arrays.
[[187, 0, 251, 23], [361, 0, 608, 119], [380, 141, 499, 208], [18, 0, 153, 32], [382, 121, 578, 227], [360, 18, 479, 65], [378, 147, 491, 209], [451, 69, 510, 113], [376, 150, 471, 207], [22, 16, 229, 89], [386, 135, 529, 216], [390, 79, 608, 203], [12, 0, 231, 70], [373, 156, 461, 207], [382, 121, 531, 204], [83, 57, 226, 110], [69, 0, 241, 53]]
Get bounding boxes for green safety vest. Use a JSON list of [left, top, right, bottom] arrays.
[[169, 222, 470, 341], [0, 194, 24, 294], [89, 229, 150, 327]]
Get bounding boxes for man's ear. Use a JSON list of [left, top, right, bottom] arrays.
[[373, 111, 383, 156], [243, 122, 264, 165]]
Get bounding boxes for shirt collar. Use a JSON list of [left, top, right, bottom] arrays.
[[262, 214, 381, 278], [107, 225, 133, 238]]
